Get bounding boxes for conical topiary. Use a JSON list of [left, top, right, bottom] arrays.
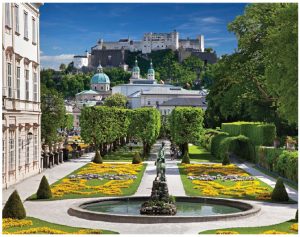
[[132, 152, 142, 164], [271, 178, 289, 202], [93, 149, 103, 164], [295, 209, 298, 221], [37, 175, 52, 199], [222, 154, 230, 165], [181, 151, 190, 164], [2, 190, 26, 219]]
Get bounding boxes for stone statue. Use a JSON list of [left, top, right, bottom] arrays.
[[155, 142, 166, 181]]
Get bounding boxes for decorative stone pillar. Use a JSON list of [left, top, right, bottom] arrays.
[[59, 142, 64, 163], [53, 143, 59, 165], [43, 145, 50, 169]]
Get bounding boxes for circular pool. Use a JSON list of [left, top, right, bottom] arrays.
[[68, 196, 260, 223]]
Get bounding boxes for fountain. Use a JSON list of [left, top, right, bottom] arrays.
[[140, 142, 177, 215], [68, 141, 261, 223]]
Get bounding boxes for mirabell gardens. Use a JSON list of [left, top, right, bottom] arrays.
[[2, 106, 298, 234]]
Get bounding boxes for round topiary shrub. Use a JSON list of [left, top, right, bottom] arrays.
[[2, 190, 26, 219], [222, 153, 230, 165], [271, 178, 289, 202], [181, 151, 190, 164], [132, 152, 142, 164], [37, 175, 52, 199], [93, 149, 103, 164]]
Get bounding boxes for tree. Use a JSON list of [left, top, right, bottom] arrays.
[[130, 108, 161, 157], [2, 190, 26, 219], [59, 63, 66, 72], [80, 106, 130, 158], [271, 178, 289, 202], [62, 114, 74, 131], [264, 4, 298, 124], [41, 84, 66, 145], [104, 93, 128, 108], [170, 107, 204, 163], [36, 176, 52, 199]]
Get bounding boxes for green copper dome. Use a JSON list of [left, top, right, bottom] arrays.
[[91, 64, 110, 84], [148, 60, 155, 74], [132, 58, 140, 72]]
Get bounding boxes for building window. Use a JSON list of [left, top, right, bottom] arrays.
[[25, 141, 30, 165], [9, 134, 15, 171], [15, 4, 19, 33], [25, 69, 29, 100], [2, 139, 6, 173], [32, 17, 36, 43], [5, 3, 11, 28], [33, 134, 38, 161], [16, 66, 20, 99], [147, 101, 151, 105], [24, 11, 28, 39], [18, 137, 22, 167], [33, 71, 38, 101], [7, 63, 12, 98]]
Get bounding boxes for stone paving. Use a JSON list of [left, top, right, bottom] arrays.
[[3, 141, 299, 234]]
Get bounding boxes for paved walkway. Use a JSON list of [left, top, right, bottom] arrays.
[[2, 153, 94, 205], [135, 139, 185, 196]]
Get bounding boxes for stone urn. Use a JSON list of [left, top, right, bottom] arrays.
[[286, 136, 296, 150], [43, 144, 49, 153], [273, 138, 280, 148]]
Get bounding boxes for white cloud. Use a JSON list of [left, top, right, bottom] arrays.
[[201, 17, 222, 24], [41, 54, 74, 70]]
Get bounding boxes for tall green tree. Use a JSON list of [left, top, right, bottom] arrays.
[[264, 4, 298, 125], [41, 84, 66, 145], [104, 93, 128, 108], [170, 107, 204, 163], [130, 108, 161, 157]]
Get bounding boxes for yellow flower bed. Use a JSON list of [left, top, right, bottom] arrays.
[[185, 164, 248, 176], [3, 226, 102, 234], [51, 163, 143, 197], [183, 164, 271, 200], [2, 218, 33, 229], [261, 230, 289, 234], [290, 223, 298, 231], [215, 230, 240, 234]]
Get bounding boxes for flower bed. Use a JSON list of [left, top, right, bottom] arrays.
[[179, 164, 272, 200], [48, 163, 146, 199], [2, 217, 117, 234]]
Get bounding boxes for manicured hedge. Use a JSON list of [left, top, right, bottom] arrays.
[[200, 129, 224, 151], [256, 147, 298, 183], [255, 146, 284, 171], [210, 132, 230, 157], [275, 150, 298, 183], [221, 122, 276, 146], [212, 134, 255, 161]]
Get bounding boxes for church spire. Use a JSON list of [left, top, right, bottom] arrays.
[[97, 60, 103, 73]]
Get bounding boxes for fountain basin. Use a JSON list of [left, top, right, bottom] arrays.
[[68, 196, 260, 223]]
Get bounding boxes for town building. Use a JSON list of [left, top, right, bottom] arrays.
[[112, 59, 207, 111], [73, 50, 90, 69], [2, 3, 42, 188]]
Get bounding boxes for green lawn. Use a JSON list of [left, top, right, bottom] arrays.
[[3, 217, 118, 234], [102, 146, 143, 162], [188, 145, 220, 163], [199, 219, 298, 234], [178, 163, 274, 201], [27, 163, 147, 200]]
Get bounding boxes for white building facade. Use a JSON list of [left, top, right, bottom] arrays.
[[2, 3, 42, 188]]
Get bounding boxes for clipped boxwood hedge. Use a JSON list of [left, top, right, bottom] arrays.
[[255, 146, 285, 171], [221, 122, 276, 146], [275, 150, 298, 183], [211, 134, 255, 161], [200, 129, 224, 151]]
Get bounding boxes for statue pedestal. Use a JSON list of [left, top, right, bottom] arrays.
[[140, 179, 177, 216]]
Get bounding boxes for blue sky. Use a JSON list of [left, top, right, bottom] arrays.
[[40, 3, 247, 69]]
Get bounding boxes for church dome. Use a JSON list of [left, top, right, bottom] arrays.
[[147, 60, 155, 74], [91, 64, 110, 84], [132, 58, 140, 72]]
